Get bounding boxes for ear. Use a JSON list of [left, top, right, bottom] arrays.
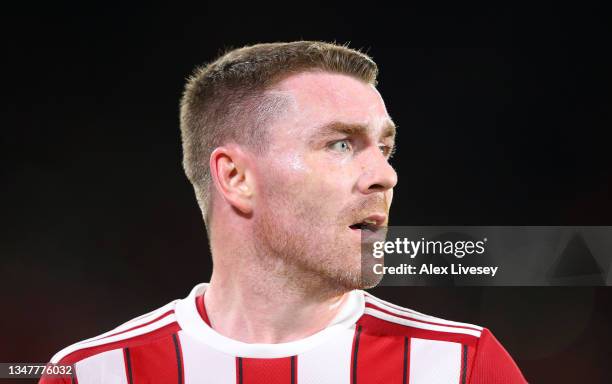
[[209, 145, 255, 215]]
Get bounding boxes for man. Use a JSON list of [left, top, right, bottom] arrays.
[[41, 41, 526, 383]]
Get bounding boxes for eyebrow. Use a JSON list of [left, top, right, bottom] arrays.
[[310, 120, 397, 144]]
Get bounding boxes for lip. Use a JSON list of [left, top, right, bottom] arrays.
[[348, 213, 388, 232], [361, 213, 387, 227], [348, 213, 389, 244]]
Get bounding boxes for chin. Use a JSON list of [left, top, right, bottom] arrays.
[[319, 266, 383, 292]]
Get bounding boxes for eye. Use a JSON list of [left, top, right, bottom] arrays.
[[379, 145, 396, 158], [329, 139, 352, 153]]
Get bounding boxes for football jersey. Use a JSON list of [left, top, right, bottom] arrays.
[[40, 282, 527, 383]]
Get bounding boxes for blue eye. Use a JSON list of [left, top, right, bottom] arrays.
[[329, 140, 351, 152]]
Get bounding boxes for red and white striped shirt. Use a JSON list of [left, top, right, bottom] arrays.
[[40, 283, 527, 383]]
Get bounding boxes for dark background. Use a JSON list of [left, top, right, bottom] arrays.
[[2, 3, 611, 383]]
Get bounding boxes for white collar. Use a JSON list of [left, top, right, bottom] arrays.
[[175, 282, 365, 358]]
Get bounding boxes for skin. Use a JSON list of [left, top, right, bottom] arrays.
[[204, 70, 398, 343]]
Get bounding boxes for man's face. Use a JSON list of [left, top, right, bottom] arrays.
[[251, 71, 397, 291]]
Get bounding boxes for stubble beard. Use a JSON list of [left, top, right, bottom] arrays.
[[252, 194, 376, 297]]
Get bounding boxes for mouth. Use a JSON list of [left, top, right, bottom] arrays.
[[348, 214, 387, 233], [349, 221, 379, 233]]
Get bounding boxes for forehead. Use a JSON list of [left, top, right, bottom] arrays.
[[269, 71, 392, 138]]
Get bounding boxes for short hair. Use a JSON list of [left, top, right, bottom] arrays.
[[179, 41, 378, 228]]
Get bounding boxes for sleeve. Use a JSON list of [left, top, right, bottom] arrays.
[[468, 328, 528, 384]]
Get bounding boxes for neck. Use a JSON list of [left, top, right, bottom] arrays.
[[204, 235, 351, 344]]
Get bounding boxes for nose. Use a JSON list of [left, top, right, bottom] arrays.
[[356, 147, 398, 194]]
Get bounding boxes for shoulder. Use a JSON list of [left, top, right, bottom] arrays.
[[50, 299, 181, 366], [360, 291, 484, 344], [359, 291, 527, 383]]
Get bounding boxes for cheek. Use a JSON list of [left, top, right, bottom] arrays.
[[267, 152, 313, 189], [299, 154, 354, 196], [257, 152, 351, 210], [255, 152, 314, 205], [285, 152, 309, 173]]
